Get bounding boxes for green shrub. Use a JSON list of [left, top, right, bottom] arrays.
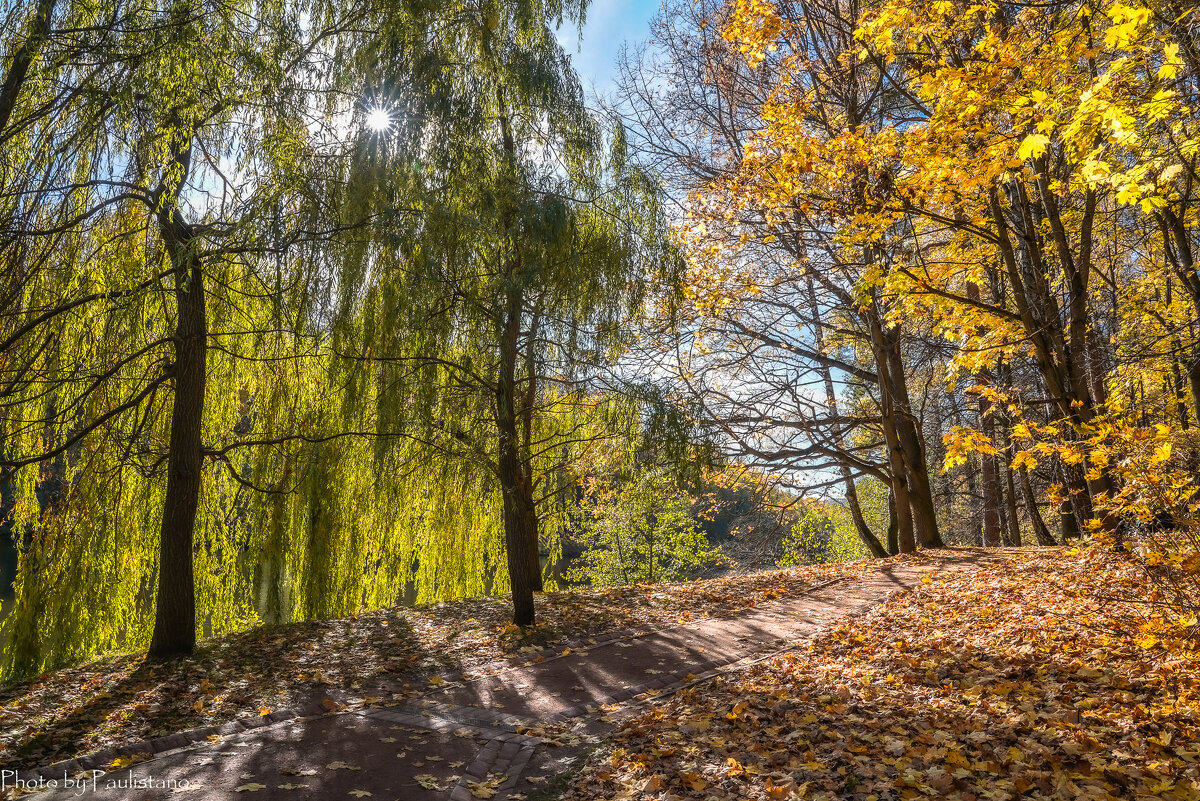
[[567, 471, 719, 586]]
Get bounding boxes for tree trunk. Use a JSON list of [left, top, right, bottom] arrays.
[[843, 471, 889, 558], [1019, 467, 1057, 546], [883, 327, 944, 548], [498, 455, 539, 626], [490, 64, 542, 616], [886, 491, 900, 555], [149, 145, 205, 657], [0, 0, 56, 135], [978, 407, 1003, 547], [805, 276, 888, 560], [865, 307, 915, 553], [1057, 462, 1083, 542], [1003, 458, 1022, 546], [496, 293, 539, 626]]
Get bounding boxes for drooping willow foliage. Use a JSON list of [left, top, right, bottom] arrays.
[[0, 0, 677, 677]]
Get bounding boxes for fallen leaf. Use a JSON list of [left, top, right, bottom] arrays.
[[414, 774, 441, 790]]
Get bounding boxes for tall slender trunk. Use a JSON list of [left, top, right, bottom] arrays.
[[1019, 467, 1057, 546], [882, 324, 944, 548], [149, 140, 205, 657], [966, 283, 1002, 547], [1003, 458, 1022, 546], [0, 0, 56, 136], [978, 415, 1003, 547], [886, 491, 900, 555], [884, 426, 916, 554], [497, 293, 539, 626], [805, 277, 887, 559], [843, 473, 888, 558], [864, 302, 916, 553]]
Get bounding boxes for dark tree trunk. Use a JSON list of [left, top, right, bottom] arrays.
[[1019, 467, 1057, 546], [489, 68, 543, 617], [886, 491, 900, 555], [1003, 458, 1022, 546], [964, 282, 1001, 547], [883, 327, 944, 549], [496, 293, 539, 626], [978, 414, 1003, 547], [149, 144, 205, 657], [843, 471, 889, 558], [1057, 463, 1083, 542], [866, 309, 915, 553], [0, 0, 56, 135]]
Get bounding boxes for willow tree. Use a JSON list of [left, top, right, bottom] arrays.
[[0, 0, 365, 670], [338, 0, 676, 625]]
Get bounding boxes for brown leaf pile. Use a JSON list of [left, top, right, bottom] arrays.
[[563, 549, 1200, 801], [0, 558, 864, 770]]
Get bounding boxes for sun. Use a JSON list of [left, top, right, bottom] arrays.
[[366, 106, 393, 133]]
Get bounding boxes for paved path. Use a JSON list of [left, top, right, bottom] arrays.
[[11, 557, 979, 801]]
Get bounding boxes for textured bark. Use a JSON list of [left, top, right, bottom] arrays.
[[0, 0, 56, 136], [1020, 467, 1057, 546], [149, 142, 205, 657], [497, 293, 540, 626], [865, 306, 915, 553], [843, 472, 889, 559], [882, 325, 944, 548], [886, 492, 900, 555], [1057, 463, 1084, 543], [978, 413, 1003, 547], [1003, 459, 1022, 546]]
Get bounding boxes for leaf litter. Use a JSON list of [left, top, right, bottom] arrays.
[[561, 548, 1199, 801], [1, 560, 863, 769]]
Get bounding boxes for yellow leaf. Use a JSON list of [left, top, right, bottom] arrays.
[[1017, 133, 1050, 160], [1134, 634, 1158, 649], [1159, 42, 1181, 78]]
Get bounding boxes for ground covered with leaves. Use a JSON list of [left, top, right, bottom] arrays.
[[563, 549, 1199, 801], [0, 559, 864, 770]]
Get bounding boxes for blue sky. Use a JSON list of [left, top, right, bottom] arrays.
[[558, 0, 662, 99]]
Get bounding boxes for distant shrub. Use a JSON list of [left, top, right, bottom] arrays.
[[567, 471, 720, 587], [777, 505, 868, 566]]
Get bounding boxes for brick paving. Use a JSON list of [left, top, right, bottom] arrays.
[[11, 556, 985, 801]]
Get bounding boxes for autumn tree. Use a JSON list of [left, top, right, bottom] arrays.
[[616, 0, 943, 553], [322, 0, 678, 626]]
